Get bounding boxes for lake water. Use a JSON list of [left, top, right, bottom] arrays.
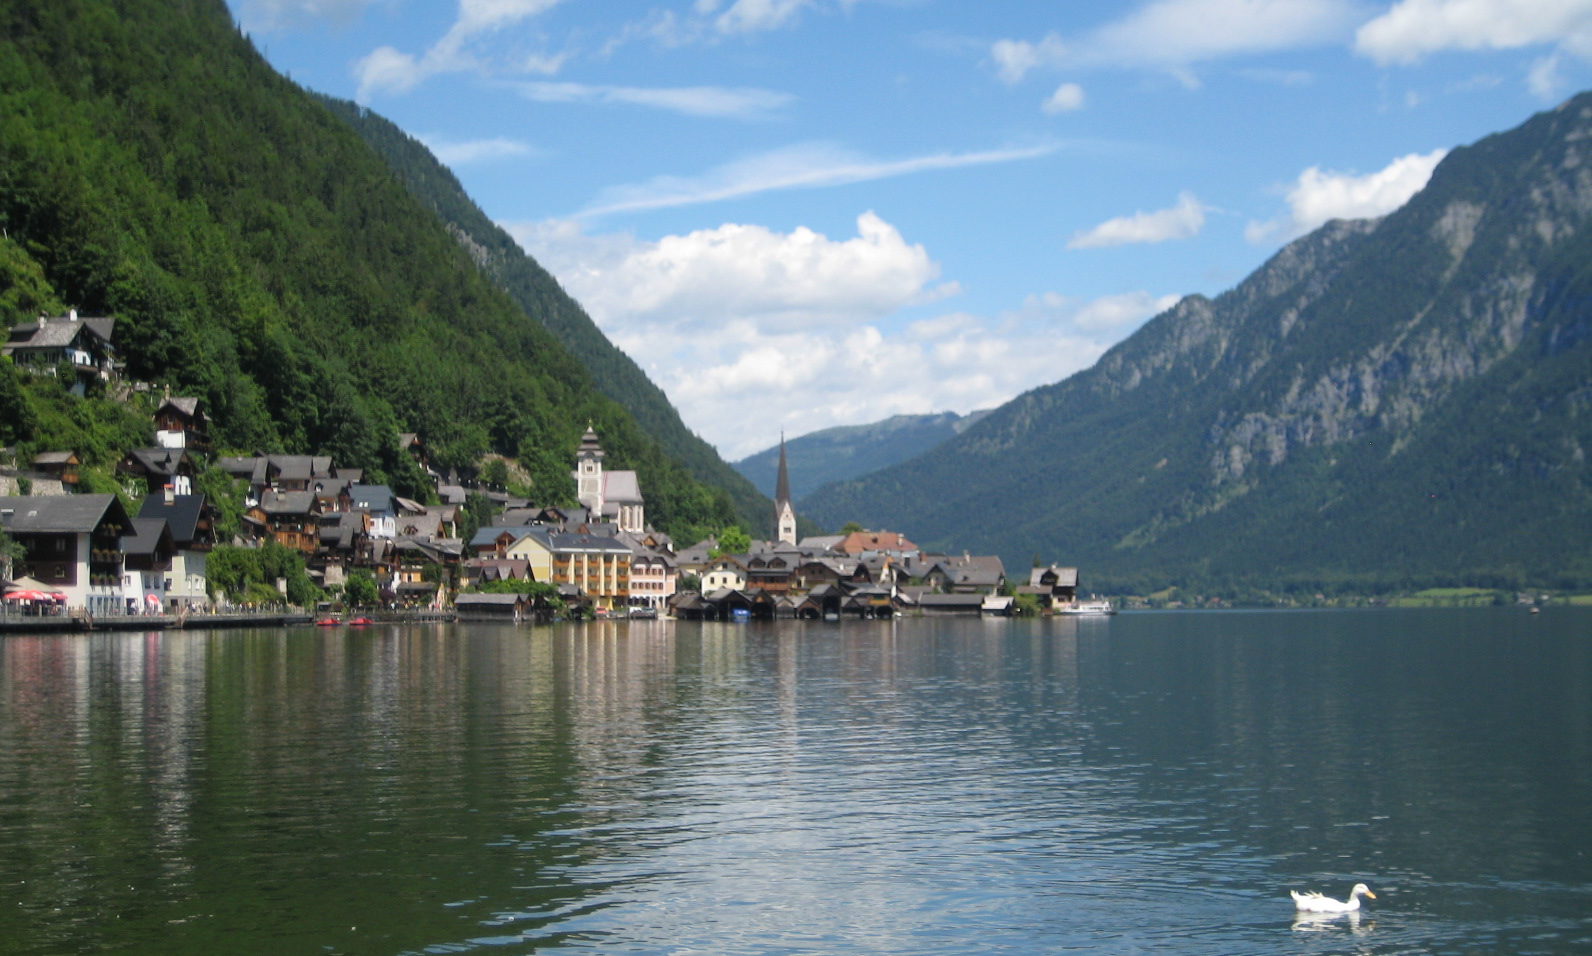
[[1, 609, 1589, 955]]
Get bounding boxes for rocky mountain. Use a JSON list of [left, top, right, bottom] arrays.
[[807, 94, 1592, 591], [734, 410, 989, 501]]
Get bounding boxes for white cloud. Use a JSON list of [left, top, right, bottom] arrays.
[[420, 135, 538, 165], [1068, 192, 1208, 248], [353, 0, 565, 99], [1089, 0, 1362, 67], [514, 81, 794, 119], [1069, 290, 1184, 329], [355, 46, 426, 99], [1043, 82, 1086, 114], [507, 215, 1170, 458], [1355, 0, 1592, 66], [514, 212, 949, 330], [1245, 148, 1448, 243], [713, 0, 813, 34], [577, 142, 1056, 218], [992, 33, 1067, 84], [991, 0, 1358, 84]]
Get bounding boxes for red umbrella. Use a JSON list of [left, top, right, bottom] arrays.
[[4, 590, 50, 601]]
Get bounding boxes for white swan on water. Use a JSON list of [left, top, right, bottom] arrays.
[[1291, 883, 1376, 913]]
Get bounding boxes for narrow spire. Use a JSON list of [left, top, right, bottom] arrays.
[[775, 432, 791, 506]]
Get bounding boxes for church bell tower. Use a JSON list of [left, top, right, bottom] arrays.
[[774, 434, 797, 546]]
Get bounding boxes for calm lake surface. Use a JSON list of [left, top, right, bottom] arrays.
[[2, 609, 1590, 955]]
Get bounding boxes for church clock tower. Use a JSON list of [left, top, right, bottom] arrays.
[[575, 424, 605, 517]]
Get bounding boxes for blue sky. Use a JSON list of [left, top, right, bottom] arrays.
[[229, 0, 1592, 460]]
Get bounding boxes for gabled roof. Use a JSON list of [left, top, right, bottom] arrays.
[[123, 446, 192, 476], [257, 490, 318, 515], [157, 396, 203, 419], [469, 525, 552, 550], [348, 484, 396, 515], [136, 493, 209, 545], [5, 314, 115, 350], [603, 469, 643, 504], [0, 494, 129, 534], [1029, 566, 1079, 588], [217, 456, 269, 483], [32, 451, 79, 466], [120, 517, 173, 558]]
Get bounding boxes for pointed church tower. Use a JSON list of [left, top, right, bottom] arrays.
[[774, 433, 797, 546], [575, 423, 605, 517]]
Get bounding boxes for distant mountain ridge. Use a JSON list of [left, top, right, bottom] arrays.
[[734, 410, 990, 501], [806, 93, 1592, 590]]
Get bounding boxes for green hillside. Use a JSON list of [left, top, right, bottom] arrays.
[[318, 96, 773, 536], [808, 95, 1592, 593], [0, 0, 737, 539]]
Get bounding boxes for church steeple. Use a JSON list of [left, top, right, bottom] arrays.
[[774, 433, 796, 546]]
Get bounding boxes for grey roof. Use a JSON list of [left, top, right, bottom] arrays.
[[32, 451, 78, 466], [396, 512, 443, 538], [348, 484, 396, 515], [258, 490, 317, 515], [124, 447, 191, 476], [469, 525, 552, 550], [456, 593, 525, 607], [0, 494, 127, 534], [158, 396, 203, 419], [137, 493, 209, 545], [319, 511, 364, 549], [603, 470, 644, 504], [1030, 566, 1079, 588], [5, 315, 115, 350], [799, 535, 846, 553], [218, 456, 269, 483], [548, 531, 631, 554], [120, 517, 172, 558]]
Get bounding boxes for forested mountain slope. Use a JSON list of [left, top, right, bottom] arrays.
[[734, 411, 989, 502], [808, 94, 1592, 591], [320, 97, 773, 535], [0, 0, 737, 538]]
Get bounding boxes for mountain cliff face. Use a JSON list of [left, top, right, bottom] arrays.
[[734, 410, 989, 501], [808, 94, 1592, 589]]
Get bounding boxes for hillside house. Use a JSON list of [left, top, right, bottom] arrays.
[[30, 451, 80, 489], [120, 518, 175, 614], [1025, 566, 1079, 609], [119, 447, 197, 496], [0, 494, 131, 614], [136, 491, 215, 611], [154, 396, 209, 452], [3, 312, 118, 393]]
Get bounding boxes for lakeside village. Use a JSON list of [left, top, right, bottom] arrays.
[[0, 311, 1105, 630]]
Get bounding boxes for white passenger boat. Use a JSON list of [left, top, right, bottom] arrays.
[[1057, 598, 1115, 616]]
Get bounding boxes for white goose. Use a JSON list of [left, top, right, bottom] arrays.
[[1291, 883, 1376, 913]]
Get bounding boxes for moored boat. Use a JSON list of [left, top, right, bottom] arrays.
[[1057, 598, 1115, 616]]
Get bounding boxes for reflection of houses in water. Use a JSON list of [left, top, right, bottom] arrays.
[[671, 584, 898, 621]]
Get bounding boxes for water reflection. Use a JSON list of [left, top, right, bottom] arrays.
[[1, 612, 1589, 954]]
